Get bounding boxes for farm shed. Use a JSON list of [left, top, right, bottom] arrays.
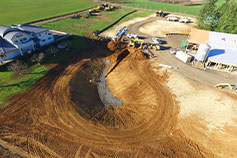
[[188, 28, 237, 72]]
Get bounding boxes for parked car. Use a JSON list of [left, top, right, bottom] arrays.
[[179, 18, 191, 23], [167, 16, 180, 21], [127, 33, 138, 38], [152, 37, 162, 44], [170, 48, 180, 54]]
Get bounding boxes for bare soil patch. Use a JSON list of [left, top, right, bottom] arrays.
[[157, 67, 237, 158], [101, 14, 155, 38], [0, 40, 214, 157], [139, 19, 194, 37]]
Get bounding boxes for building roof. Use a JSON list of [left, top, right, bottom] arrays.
[[0, 25, 11, 37], [188, 28, 209, 44], [209, 31, 237, 48], [208, 48, 237, 66], [207, 31, 237, 66], [0, 37, 18, 53], [17, 24, 49, 33], [4, 31, 22, 41]]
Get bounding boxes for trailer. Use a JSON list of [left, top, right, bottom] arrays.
[[175, 51, 192, 63]]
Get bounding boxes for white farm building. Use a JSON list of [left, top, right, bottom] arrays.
[[0, 24, 70, 63]]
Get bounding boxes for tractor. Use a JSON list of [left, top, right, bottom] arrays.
[[156, 10, 164, 17], [215, 83, 237, 92]]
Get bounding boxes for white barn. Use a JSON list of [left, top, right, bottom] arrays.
[[15, 24, 54, 47]]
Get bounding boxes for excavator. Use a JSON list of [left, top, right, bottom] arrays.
[[128, 38, 144, 49], [215, 83, 237, 92], [148, 43, 160, 51]]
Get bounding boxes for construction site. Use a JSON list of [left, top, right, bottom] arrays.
[[0, 4, 237, 158]]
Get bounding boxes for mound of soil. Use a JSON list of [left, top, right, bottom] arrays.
[[0, 40, 214, 157], [107, 40, 127, 52]]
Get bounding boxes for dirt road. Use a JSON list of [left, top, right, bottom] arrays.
[[126, 16, 237, 86]]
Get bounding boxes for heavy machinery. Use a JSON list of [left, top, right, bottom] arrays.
[[104, 5, 114, 11], [215, 83, 237, 92], [128, 38, 144, 49], [114, 26, 128, 41], [72, 13, 80, 19], [92, 30, 100, 36], [148, 43, 160, 51], [156, 10, 164, 17]]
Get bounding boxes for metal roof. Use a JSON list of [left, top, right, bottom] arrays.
[[209, 31, 237, 48], [208, 48, 237, 66], [4, 31, 22, 41], [207, 31, 237, 66], [0, 25, 11, 37], [17, 24, 49, 33], [0, 37, 18, 53]]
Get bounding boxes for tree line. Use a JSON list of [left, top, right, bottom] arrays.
[[198, 0, 237, 34]]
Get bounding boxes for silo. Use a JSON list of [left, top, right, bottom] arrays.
[[195, 43, 211, 61]]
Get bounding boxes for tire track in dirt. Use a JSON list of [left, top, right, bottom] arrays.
[[0, 45, 214, 157]]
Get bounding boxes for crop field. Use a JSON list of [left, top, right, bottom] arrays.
[[0, 0, 98, 26], [121, 0, 227, 15]]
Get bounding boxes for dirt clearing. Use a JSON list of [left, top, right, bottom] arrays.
[[0, 40, 215, 157], [151, 58, 237, 158], [101, 14, 155, 38], [139, 19, 194, 37]]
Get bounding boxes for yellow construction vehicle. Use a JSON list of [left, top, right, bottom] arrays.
[[148, 43, 160, 51], [215, 83, 237, 92], [128, 39, 144, 49]]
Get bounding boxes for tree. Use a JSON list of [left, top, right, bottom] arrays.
[[198, 0, 219, 31], [7, 60, 28, 75], [215, 0, 237, 34], [31, 52, 45, 65], [46, 46, 59, 57]]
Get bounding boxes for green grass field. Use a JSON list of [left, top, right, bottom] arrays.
[[0, 8, 152, 107], [43, 8, 152, 37], [0, 65, 50, 106], [121, 0, 227, 15], [0, 0, 98, 25]]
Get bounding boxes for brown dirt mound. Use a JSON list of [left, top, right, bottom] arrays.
[[126, 48, 147, 61], [107, 40, 127, 52], [0, 41, 214, 157]]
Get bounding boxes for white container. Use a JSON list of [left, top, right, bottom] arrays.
[[175, 51, 192, 63], [195, 43, 210, 61]]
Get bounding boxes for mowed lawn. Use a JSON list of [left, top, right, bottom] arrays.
[[43, 8, 152, 37], [0, 0, 98, 25], [121, 0, 227, 15]]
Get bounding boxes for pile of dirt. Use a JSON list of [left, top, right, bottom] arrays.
[[107, 40, 127, 52], [126, 48, 147, 61], [0, 40, 214, 157], [0, 145, 24, 158]]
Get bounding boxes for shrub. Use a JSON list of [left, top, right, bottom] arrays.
[[7, 60, 28, 75]]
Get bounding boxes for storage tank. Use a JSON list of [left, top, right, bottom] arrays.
[[195, 43, 211, 61]]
